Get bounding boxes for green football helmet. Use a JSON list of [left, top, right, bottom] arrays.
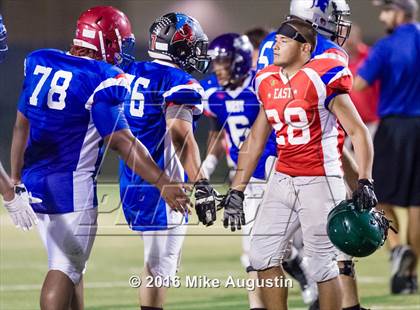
[[327, 200, 394, 257]]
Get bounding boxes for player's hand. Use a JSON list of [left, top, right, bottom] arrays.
[[220, 189, 245, 232], [160, 182, 191, 213], [3, 184, 41, 231], [352, 179, 377, 211], [194, 179, 219, 226]]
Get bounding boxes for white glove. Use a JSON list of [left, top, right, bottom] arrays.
[[202, 154, 219, 179], [3, 184, 41, 231]]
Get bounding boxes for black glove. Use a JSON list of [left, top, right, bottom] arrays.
[[221, 189, 245, 232], [194, 179, 217, 226], [352, 179, 378, 211]]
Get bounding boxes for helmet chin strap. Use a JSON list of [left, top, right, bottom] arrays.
[[115, 28, 122, 52], [98, 30, 107, 62], [306, 19, 335, 39]]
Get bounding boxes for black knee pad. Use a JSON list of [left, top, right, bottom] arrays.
[[339, 260, 355, 278]]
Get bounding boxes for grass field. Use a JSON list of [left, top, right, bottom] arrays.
[[1, 183, 419, 310]]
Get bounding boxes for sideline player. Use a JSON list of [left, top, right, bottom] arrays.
[[354, 0, 419, 294], [0, 14, 40, 230], [119, 13, 217, 310], [201, 33, 317, 310], [10, 7, 189, 310], [222, 18, 376, 310], [257, 2, 370, 309]]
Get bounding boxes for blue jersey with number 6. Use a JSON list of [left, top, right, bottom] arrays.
[[18, 49, 130, 214], [201, 71, 277, 180], [120, 59, 204, 231]]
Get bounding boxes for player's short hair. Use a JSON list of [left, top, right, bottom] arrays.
[[244, 27, 269, 49], [277, 19, 317, 52], [69, 45, 102, 61]]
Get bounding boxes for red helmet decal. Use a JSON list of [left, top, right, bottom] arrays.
[[150, 34, 157, 50], [172, 23, 195, 45]]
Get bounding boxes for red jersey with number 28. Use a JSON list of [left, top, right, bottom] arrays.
[[255, 58, 353, 177]]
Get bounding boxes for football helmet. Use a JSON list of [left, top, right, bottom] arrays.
[[73, 6, 135, 65], [327, 200, 395, 257], [148, 12, 211, 73], [289, 0, 352, 45], [0, 14, 7, 63], [209, 33, 253, 87]]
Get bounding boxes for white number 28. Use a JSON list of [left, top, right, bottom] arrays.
[[265, 107, 311, 145]]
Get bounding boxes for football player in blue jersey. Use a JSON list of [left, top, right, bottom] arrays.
[[0, 17, 41, 230], [201, 33, 318, 310], [118, 13, 217, 310], [255, 1, 369, 310], [10, 7, 189, 310]]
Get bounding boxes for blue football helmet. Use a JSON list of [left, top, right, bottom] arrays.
[[209, 33, 253, 88], [289, 0, 352, 45]]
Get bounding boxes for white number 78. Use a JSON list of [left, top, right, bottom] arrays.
[[29, 65, 73, 110]]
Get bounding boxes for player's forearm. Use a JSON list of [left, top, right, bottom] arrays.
[[167, 115, 205, 182], [125, 142, 171, 189], [10, 112, 29, 183], [173, 134, 206, 182], [347, 125, 373, 180], [206, 130, 225, 159], [0, 163, 14, 201], [202, 131, 225, 179], [342, 147, 359, 191], [231, 133, 266, 192], [107, 131, 170, 190]]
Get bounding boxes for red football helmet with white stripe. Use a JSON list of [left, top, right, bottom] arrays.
[[73, 6, 135, 64]]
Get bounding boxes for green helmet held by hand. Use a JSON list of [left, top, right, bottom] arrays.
[[327, 200, 396, 257]]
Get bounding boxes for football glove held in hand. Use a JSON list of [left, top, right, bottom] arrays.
[[352, 179, 378, 211], [221, 189, 245, 232], [3, 184, 41, 231], [194, 179, 217, 226]]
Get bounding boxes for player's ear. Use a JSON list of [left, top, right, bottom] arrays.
[[301, 43, 312, 54]]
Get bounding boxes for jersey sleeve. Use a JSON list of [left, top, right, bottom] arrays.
[[89, 67, 131, 137], [357, 40, 387, 85], [91, 100, 129, 137], [312, 47, 349, 67], [325, 66, 353, 93], [254, 66, 277, 105], [323, 65, 353, 110], [163, 71, 204, 115]]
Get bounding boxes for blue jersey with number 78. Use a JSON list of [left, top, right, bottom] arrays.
[[18, 49, 130, 214]]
